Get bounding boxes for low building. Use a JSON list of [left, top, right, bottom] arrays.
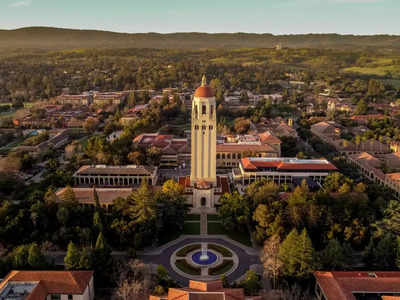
[[350, 114, 388, 125], [216, 143, 278, 168], [347, 152, 385, 184], [106, 130, 123, 142], [150, 280, 260, 300], [179, 176, 230, 209], [93, 92, 126, 106], [56, 94, 92, 105], [56, 187, 134, 209], [314, 271, 400, 300], [233, 157, 337, 186], [73, 165, 158, 186], [0, 270, 94, 300]]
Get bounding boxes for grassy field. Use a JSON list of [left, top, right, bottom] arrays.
[[183, 222, 200, 235], [342, 57, 400, 77], [207, 222, 252, 247]]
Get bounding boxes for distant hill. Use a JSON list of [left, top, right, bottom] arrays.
[[1, 27, 400, 51]]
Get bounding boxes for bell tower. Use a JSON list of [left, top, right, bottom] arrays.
[[190, 75, 217, 185]]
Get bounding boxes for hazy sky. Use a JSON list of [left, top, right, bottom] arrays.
[[0, 0, 399, 34]]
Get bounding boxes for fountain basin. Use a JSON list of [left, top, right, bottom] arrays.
[[192, 251, 217, 265]]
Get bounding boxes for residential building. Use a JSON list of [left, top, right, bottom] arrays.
[[0, 270, 94, 300], [233, 157, 337, 186], [350, 114, 388, 125], [314, 271, 400, 300], [150, 280, 260, 300], [73, 165, 158, 186]]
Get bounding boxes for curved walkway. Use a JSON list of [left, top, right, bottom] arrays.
[[139, 235, 260, 285]]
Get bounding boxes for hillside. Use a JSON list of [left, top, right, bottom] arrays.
[[1, 27, 400, 51]]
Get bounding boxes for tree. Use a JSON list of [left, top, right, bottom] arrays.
[[12, 245, 29, 268], [355, 99, 368, 115], [162, 179, 184, 197], [320, 239, 347, 270], [129, 182, 156, 224], [83, 117, 99, 133], [44, 187, 57, 204], [279, 228, 315, 278], [61, 185, 76, 203], [234, 117, 251, 134], [240, 270, 260, 296], [64, 241, 80, 270], [128, 151, 144, 165], [93, 211, 103, 233], [79, 247, 93, 270], [261, 234, 283, 289], [28, 243, 45, 268], [93, 187, 101, 209]]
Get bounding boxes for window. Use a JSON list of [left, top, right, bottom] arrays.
[[68, 296, 73, 300], [238, 153, 241, 159], [202, 125, 206, 130], [217, 154, 220, 159], [209, 125, 213, 130], [51, 295, 61, 300], [210, 105, 214, 117], [195, 125, 199, 130], [222, 154, 226, 159], [227, 154, 231, 159], [232, 153, 236, 159], [202, 104, 206, 115], [194, 105, 198, 118]]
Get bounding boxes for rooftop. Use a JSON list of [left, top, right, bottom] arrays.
[[241, 157, 337, 171], [315, 271, 400, 300], [74, 165, 156, 176], [0, 270, 93, 300]]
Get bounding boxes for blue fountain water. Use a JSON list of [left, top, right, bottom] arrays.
[[192, 251, 217, 265]]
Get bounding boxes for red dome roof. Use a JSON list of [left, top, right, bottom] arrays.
[[194, 86, 215, 98]]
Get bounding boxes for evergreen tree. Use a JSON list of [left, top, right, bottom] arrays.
[[64, 241, 80, 270], [93, 211, 103, 233], [28, 243, 45, 268], [279, 229, 299, 276], [93, 187, 100, 209], [320, 239, 347, 270], [12, 245, 29, 268], [296, 228, 315, 277], [79, 247, 93, 270]]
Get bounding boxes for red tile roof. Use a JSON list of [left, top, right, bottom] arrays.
[[0, 270, 93, 299], [241, 158, 337, 171], [258, 131, 281, 144], [194, 86, 214, 98], [315, 271, 400, 300]]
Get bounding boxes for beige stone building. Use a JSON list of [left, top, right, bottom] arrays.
[[73, 165, 158, 186]]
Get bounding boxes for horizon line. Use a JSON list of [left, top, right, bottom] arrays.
[[1, 26, 399, 36]]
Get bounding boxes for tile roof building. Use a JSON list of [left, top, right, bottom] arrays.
[[314, 271, 400, 300], [0, 270, 94, 300], [73, 165, 158, 187], [150, 280, 260, 300], [233, 157, 337, 186]]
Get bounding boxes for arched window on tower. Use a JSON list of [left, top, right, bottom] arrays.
[[202, 104, 206, 115], [194, 105, 198, 119], [210, 105, 214, 117]]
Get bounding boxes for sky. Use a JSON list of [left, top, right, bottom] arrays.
[[0, 0, 399, 35]]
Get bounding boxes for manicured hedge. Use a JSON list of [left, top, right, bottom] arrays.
[[176, 244, 201, 257], [208, 244, 233, 257], [209, 260, 234, 275], [175, 259, 201, 275]]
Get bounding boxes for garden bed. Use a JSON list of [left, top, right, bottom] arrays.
[[175, 259, 201, 275], [208, 244, 233, 257], [176, 244, 201, 257], [209, 260, 234, 275]]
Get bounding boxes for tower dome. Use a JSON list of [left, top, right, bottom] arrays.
[[194, 75, 215, 98]]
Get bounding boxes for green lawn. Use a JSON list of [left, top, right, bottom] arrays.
[[207, 214, 220, 221], [207, 222, 252, 247], [185, 214, 200, 221], [183, 222, 200, 235], [176, 244, 201, 257]]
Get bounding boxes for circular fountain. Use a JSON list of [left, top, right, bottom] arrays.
[[191, 250, 218, 265]]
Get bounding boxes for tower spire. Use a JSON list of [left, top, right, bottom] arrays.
[[201, 74, 207, 86]]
